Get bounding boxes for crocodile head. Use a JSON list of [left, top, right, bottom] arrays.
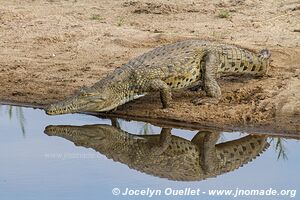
[[44, 124, 109, 143], [45, 86, 115, 115]]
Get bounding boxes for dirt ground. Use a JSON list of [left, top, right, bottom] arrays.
[[0, 0, 299, 133]]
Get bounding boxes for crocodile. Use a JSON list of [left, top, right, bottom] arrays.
[[45, 40, 270, 115], [44, 123, 270, 181]]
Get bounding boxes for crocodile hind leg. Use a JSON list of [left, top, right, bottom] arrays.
[[192, 51, 221, 105], [191, 130, 221, 175], [188, 82, 204, 92], [146, 79, 172, 109], [150, 128, 172, 155]]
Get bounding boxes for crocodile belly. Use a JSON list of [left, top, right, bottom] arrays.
[[164, 71, 201, 89]]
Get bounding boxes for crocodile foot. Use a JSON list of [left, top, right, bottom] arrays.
[[162, 102, 175, 109], [150, 128, 172, 155], [191, 97, 219, 105], [188, 83, 204, 92]]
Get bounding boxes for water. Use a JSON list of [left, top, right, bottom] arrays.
[[0, 105, 299, 200]]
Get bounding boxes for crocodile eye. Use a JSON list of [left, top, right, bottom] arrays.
[[99, 96, 107, 100], [80, 92, 91, 97]]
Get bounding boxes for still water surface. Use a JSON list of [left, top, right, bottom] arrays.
[[0, 105, 299, 200]]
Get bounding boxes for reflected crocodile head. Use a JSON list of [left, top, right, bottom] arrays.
[[44, 123, 270, 181]]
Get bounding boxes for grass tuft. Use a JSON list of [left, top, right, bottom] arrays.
[[117, 17, 125, 27], [218, 10, 230, 18], [90, 14, 104, 21]]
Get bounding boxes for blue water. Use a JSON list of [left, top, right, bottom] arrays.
[[0, 106, 299, 200]]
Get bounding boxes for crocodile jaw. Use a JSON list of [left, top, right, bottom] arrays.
[[45, 101, 89, 115], [45, 93, 99, 115], [45, 94, 117, 115]]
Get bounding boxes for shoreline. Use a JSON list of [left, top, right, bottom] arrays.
[[1, 100, 299, 137]]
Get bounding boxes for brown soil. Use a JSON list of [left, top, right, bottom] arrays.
[[0, 0, 299, 134]]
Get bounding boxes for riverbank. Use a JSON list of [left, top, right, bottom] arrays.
[[0, 0, 299, 134]]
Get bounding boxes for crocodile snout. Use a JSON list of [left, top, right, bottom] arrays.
[[45, 105, 58, 115]]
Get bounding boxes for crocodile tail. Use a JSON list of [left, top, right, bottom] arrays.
[[217, 46, 270, 76], [258, 49, 271, 59], [256, 48, 271, 76], [216, 135, 270, 173]]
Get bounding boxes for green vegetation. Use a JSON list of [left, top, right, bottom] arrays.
[[117, 17, 125, 27], [90, 14, 104, 21], [218, 10, 230, 19]]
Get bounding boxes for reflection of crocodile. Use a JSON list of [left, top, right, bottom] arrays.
[[45, 124, 270, 181]]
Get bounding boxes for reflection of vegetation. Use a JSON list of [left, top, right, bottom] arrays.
[[270, 138, 288, 160], [139, 123, 153, 135], [0, 105, 26, 137], [112, 118, 153, 135], [218, 133, 226, 143]]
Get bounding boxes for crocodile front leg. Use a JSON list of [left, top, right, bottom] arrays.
[[146, 79, 172, 108], [192, 51, 221, 105], [110, 118, 120, 129]]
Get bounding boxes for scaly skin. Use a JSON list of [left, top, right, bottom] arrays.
[[45, 40, 271, 115], [44, 123, 270, 181]]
